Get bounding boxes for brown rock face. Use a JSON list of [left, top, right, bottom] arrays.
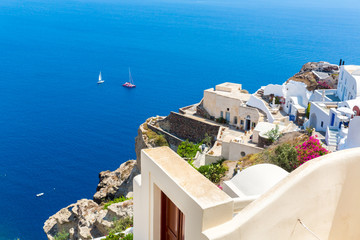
[[299, 61, 339, 73], [135, 124, 152, 170], [43, 199, 133, 240], [93, 160, 140, 204], [288, 61, 339, 91], [288, 71, 319, 91]]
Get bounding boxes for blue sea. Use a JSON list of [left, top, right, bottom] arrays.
[[1, 0, 360, 239]]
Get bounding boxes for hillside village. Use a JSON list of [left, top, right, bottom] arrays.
[[133, 61, 360, 240], [44, 61, 360, 240], [140, 61, 360, 166]]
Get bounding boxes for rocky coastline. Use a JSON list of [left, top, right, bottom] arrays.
[[43, 160, 140, 240]]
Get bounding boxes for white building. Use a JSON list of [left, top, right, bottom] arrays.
[[337, 65, 360, 101], [262, 80, 312, 121], [305, 65, 360, 147], [202, 83, 265, 130], [338, 116, 360, 150]]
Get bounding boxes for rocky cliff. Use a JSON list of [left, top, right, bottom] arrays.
[[43, 199, 133, 240], [134, 122, 152, 170], [44, 160, 139, 240], [288, 61, 339, 91], [93, 160, 140, 204]]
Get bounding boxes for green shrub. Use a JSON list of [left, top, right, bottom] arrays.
[[154, 134, 168, 146], [198, 160, 227, 184], [108, 216, 133, 235], [305, 103, 311, 119], [269, 143, 298, 172], [104, 232, 122, 240], [145, 129, 168, 147], [275, 96, 281, 104], [305, 127, 314, 136], [123, 233, 133, 240], [202, 133, 212, 148], [54, 230, 69, 240], [215, 117, 227, 124], [103, 196, 133, 210], [265, 125, 281, 143], [177, 140, 201, 158]]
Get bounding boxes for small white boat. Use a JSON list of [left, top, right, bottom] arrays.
[[36, 193, 44, 197], [97, 71, 104, 84]]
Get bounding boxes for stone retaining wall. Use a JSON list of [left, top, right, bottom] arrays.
[[158, 112, 219, 143], [147, 124, 183, 150]]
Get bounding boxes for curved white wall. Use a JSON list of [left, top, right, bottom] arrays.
[[204, 148, 360, 240], [246, 95, 275, 123], [263, 84, 284, 97]]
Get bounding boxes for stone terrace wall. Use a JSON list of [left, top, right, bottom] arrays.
[[147, 124, 183, 150], [195, 99, 211, 119], [158, 112, 220, 143]]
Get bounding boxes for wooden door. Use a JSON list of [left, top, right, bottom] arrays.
[[161, 192, 185, 240]]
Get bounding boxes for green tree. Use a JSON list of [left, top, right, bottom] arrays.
[[269, 143, 298, 172], [305, 103, 311, 119], [197, 160, 227, 183], [177, 140, 201, 158], [203, 133, 212, 148]]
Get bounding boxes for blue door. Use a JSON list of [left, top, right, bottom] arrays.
[[288, 104, 292, 115], [330, 113, 335, 126], [225, 112, 230, 122]]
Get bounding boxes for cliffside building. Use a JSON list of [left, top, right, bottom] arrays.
[[202, 83, 265, 131], [305, 65, 360, 147], [337, 65, 360, 101]]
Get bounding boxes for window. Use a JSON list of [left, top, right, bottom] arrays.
[[240, 120, 244, 125], [234, 116, 238, 124], [220, 111, 223, 118], [321, 121, 324, 128], [227, 108, 229, 111], [241, 151, 246, 157], [252, 122, 256, 128]]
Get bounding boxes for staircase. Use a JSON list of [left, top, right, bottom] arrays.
[[326, 127, 339, 146]]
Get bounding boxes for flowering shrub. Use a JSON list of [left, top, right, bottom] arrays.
[[295, 136, 329, 166], [317, 81, 331, 89]]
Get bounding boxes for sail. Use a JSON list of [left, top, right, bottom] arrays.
[[99, 72, 102, 81], [129, 68, 134, 84]]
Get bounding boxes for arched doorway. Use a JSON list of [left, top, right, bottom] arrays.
[[310, 113, 317, 129], [245, 115, 251, 131]]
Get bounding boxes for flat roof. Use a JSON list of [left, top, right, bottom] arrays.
[[344, 65, 360, 75], [313, 71, 330, 79], [216, 82, 242, 89], [205, 88, 251, 102], [143, 147, 232, 208]]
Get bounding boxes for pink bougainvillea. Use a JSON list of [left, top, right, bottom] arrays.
[[295, 136, 329, 166], [318, 81, 332, 89]]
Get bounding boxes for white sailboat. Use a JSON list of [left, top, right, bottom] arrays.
[[97, 71, 104, 84]]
